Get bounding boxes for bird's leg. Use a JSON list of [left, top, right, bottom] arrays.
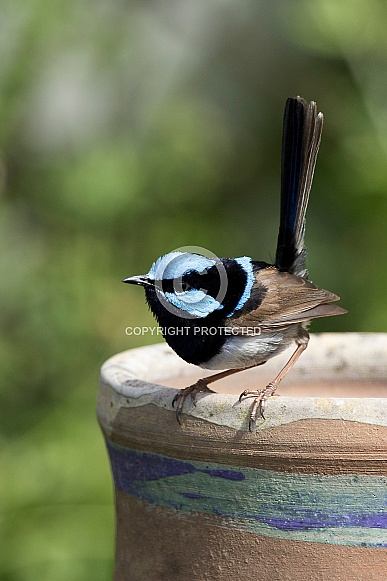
[[172, 365, 261, 424], [239, 337, 309, 431]]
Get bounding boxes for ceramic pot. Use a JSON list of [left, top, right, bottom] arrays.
[[97, 333, 387, 581]]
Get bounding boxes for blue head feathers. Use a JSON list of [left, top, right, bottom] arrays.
[[144, 251, 254, 319]]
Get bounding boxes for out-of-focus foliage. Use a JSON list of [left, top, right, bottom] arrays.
[[1, 0, 387, 578]]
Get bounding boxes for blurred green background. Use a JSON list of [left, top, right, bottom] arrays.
[[1, 0, 387, 579]]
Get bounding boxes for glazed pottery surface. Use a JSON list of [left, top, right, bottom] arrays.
[[97, 333, 387, 581]]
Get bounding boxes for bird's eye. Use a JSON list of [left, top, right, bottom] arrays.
[[181, 281, 190, 292]]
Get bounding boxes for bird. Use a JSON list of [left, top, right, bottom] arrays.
[[123, 96, 347, 431]]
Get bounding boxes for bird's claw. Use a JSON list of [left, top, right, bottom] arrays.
[[172, 380, 214, 424], [172, 392, 183, 425], [238, 388, 260, 403], [239, 382, 278, 432]]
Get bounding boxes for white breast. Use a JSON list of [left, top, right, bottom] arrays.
[[199, 328, 296, 370]]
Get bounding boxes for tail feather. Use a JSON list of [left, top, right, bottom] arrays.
[[275, 97, 323, 278]]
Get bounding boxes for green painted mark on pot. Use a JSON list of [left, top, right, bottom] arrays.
[[107, 441, 387, 547]]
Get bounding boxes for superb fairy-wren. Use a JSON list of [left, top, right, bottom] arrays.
[[123, 97, 347, 430]]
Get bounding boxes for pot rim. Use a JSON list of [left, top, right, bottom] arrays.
[[98, 332, 387, 433]]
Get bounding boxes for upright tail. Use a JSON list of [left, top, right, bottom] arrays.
[[275, 97, 323, 278]]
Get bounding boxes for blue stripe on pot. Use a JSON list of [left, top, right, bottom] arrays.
[[106, 441, 387, 547]]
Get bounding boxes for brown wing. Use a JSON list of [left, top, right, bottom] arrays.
[[229, 267, 346, 330]]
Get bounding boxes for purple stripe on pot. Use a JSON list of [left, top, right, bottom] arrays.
[[106, 441, 387, 547]]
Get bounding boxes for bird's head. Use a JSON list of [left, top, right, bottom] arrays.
[[123, 251, 255, 322]]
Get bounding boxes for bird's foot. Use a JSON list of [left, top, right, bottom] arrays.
[[239, 381, 278, 431], [172, 379, 215, 424]]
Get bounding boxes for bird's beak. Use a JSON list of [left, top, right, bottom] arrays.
[[122, 275, 154, 288]]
